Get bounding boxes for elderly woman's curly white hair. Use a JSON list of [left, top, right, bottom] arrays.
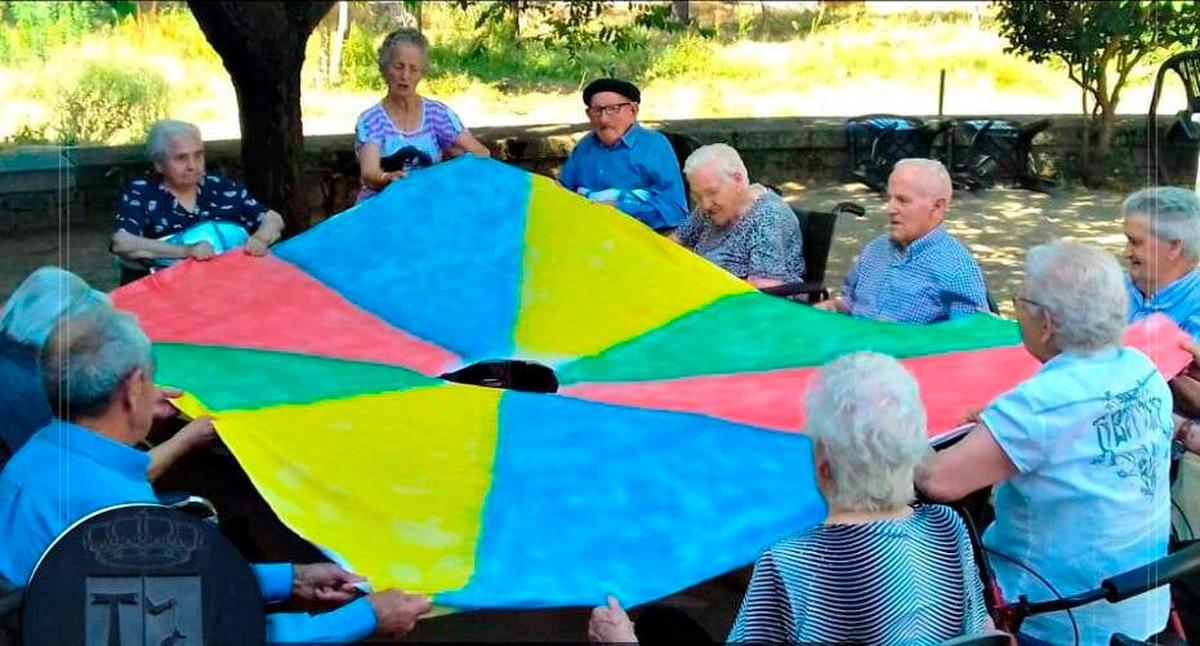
[[805, 351, 928, 512]]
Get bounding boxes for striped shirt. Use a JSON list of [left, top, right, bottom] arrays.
[[728, 504, 988, 645], [842, 225, 988, 323], [354, 98, 466, 201]]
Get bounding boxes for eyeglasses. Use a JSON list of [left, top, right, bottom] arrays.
[[585, 102, 632, 117], [1011, 295, 1045, 310]]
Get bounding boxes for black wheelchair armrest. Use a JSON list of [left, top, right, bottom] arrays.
[[760, 280, 827, 299], [833, 201, 866, 218], [1102, 539, 1200, 603]]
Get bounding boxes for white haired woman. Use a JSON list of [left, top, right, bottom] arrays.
[[0, 267, 109, 458], [670, 143, 804, 288], [110, 120, 285, 273], [589, 352, 989, 644], [918, 241, 1174, 646], [355, 27, 490, 202], [0, 267, 213, 479]]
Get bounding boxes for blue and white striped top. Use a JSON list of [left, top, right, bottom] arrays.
[[728, 504, 988, 644]]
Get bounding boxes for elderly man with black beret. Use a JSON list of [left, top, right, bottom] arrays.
[[558, 78, 688, 232]]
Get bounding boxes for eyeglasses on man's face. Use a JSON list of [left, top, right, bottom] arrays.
[[586, 102, 632, 117], [1011, 295, 1045, 311]]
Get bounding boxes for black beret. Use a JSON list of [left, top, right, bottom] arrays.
[[582, 78, 641, 106]]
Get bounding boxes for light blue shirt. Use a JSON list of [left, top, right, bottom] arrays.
[[842, 225, 988, 323], [0, 420, 377, 643], [558, 124, 688, 230], [1125, 268, 1200, 339], [981, 349, 1172, 645]]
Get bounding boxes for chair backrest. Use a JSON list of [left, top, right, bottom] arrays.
[[1150, 50, 1200, 119], [659, 130, 703, 207], [794, 208, 838, 287], [22, 503, 265, 645]]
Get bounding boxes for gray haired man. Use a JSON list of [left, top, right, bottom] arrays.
[[0, 307, 431, 642]]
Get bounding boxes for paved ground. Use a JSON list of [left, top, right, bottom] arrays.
[[0, 183, 1126, 314]]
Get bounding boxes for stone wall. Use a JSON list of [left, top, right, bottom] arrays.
[[1, 114, 1195, 234]]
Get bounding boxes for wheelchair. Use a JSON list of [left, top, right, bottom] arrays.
[[928, 433, 1196, 646]]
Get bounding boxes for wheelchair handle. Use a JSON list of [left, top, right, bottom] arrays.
[[1102, 540, 1200, 603]]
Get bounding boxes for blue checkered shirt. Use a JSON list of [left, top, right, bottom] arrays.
[[1125, 269, 1200, 340], [841, 225, 988, 323]]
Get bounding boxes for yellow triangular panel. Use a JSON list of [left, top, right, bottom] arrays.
[[173, 385, 501, 594], [514, 176, 752, 360]]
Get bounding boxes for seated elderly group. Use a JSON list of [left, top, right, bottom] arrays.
[[45, 23, 1200, 645]]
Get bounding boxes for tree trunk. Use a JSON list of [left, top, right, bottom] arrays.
[[508, 0, 521, 40], [672, 0, 689, 23], [187, 1, 334, 230], [329, 1, 349, 85], [1093, 108, 1117, 183]]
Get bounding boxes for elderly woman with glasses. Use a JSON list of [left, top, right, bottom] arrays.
[[355, 28, 489, 203], [589, 352, 989, 644], [671, 143, 804, 288], [110, 120, 286, 270], [918, 241, 1174, 646]]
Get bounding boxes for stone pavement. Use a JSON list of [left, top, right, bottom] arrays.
[[0, 183, 1126, 313]]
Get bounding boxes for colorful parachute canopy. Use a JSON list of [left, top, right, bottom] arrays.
[[112, 156, 1190, 610]]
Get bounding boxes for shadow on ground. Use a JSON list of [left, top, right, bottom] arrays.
[[781, 183, 1125, 317]]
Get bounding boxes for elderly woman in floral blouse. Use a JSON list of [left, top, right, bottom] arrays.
[[110, 120, 285, 267], [670, 144, 804, 288]]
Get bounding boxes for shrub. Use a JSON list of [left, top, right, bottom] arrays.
[[647, 34, 714, 81], [54, 62, 170, 145], [341, 24, 382, 91]]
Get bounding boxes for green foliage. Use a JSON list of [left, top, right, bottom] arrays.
[[341, 23, 382, 91], [994, 0, 1199, 115], [2, 122, 51, 146], [0, 1, 122, 63], [54, 62, 170, 145], [647, 33, 714, 81], [994, 0, 1199, 183]]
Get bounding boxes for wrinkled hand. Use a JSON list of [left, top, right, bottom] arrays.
[[382, 169, 408, 184], [153, 387, 184, 421], [1172, 374, 1200, 420], [1181, 340, 1200, 379], [959, 408, 983, 425], [292, 563, 365, 606], [244, 235, 270, 257], [588, 595, 637, 643], [368, 590, 432, 639], [176, 416, 217, 450], [188, 241, 215, 261]]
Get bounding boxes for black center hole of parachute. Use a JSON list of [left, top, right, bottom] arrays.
[[438, 360, 559, 394]]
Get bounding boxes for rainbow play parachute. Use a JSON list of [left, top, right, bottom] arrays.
[[112, 155, 1188, 610]]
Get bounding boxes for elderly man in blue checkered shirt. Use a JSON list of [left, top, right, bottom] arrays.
[[816, 159, 988, 323]]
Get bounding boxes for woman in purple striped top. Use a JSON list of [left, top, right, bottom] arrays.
[[355, 28, 490, 203]]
